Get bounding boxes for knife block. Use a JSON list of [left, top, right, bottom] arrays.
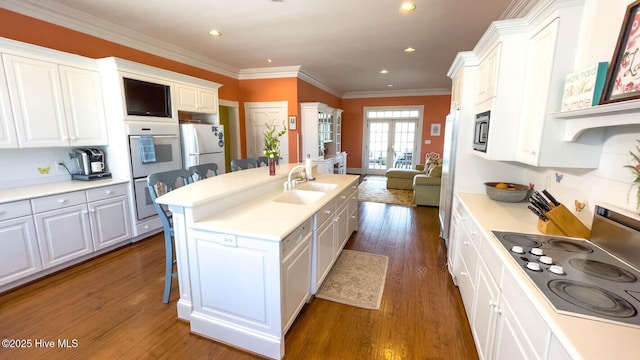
[[538, 204, 591, 238], [537, 218, 565, 236]]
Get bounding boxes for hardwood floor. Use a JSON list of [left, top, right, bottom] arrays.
[[0, 202, 478, 360]]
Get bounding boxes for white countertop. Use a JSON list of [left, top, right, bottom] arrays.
[[0, 178, 129, 203], [457, 193, 639, 360], [156, 163, 359, 241]]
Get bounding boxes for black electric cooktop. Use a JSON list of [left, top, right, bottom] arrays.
[[492, 231, 640, 329]]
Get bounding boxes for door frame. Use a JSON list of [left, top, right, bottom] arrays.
[[361, 105, 424, 175], [219, 99, 240, 172]]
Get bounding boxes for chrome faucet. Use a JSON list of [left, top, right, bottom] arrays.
[[285, 165, 308, 190]]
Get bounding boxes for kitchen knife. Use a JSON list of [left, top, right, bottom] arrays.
[[528, 196, 548, 214], [528, 205, 548, 221], [542, 189, 561, 207], [531, 191, 552, 212]]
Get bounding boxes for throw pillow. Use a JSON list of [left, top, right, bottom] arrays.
[[428, 164, 443, 178]]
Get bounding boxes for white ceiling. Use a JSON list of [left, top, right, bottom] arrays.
[[1, 0, 538, 97]]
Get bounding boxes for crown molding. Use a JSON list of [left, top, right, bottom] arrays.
[[238, 66, 302, 80], [448, 51, 480, 78], [297, 69, 342, 98], [342, 88, 451, 99]]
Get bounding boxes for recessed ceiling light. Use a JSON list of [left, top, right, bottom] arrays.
[[387, 84, 394, 87], [404, 47, 416, 53], [380, 69, 389, 74], [208, 30, 221, 37], [267, 59, 272, 63], [399, 3, 416, 13]]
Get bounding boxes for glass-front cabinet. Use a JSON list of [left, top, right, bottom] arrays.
[[301, 102, 346, 174]]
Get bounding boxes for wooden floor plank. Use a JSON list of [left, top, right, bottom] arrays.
[[0, 201, 477, 359]]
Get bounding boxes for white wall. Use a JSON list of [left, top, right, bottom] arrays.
[[519, 0, 640, 224]]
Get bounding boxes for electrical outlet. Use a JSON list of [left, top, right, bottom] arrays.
[[55, 161, 65, 172]]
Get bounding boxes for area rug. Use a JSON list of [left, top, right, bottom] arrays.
[[315, 250, 389, 310], [357, 175, 415, 206]]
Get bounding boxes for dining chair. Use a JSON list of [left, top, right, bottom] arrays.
[[230, 158, 258, 171], [257, 156, 279, 167], [147, 169, 193, 303], [188, 163, 219, 181]]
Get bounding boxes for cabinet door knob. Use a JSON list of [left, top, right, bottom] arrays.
[[324, 210, 331, 214], [58, 199, 67, 204]]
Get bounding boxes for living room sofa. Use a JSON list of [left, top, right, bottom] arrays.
[[385, 157, 442, 207], [385, 164, 426, 190]]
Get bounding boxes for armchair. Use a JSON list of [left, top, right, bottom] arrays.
[[413, 165, 442, 206]]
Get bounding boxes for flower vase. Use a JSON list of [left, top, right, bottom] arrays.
[[268, 158, 276, 176]]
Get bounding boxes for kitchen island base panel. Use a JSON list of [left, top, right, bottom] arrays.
[[190, 312, 284, 360], [155, 166, 359, 359]]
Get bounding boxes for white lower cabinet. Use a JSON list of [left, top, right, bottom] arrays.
[[34, 203, 93, 268], [86, 184, 131, 250], [282, 220, 312, 333], [313, 209, 334, 293], [312, 178, 359, 294], [473, 260, 501, 360], [0, 183, 131, 290], [0, 213, 41, 286], [451, 196, 554, 360]]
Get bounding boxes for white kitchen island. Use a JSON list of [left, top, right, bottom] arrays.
[[156, 163, 359, 359]]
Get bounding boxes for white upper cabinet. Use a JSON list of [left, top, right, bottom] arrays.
[[3, 53, 108, 148], [3, 54, 68, 148], [59, 65, 108, 146], [472, 22, 528, 161], [0, 57, 17, 148], [475, 42, 501, 108], [175, 82, 218, 114], [515, 4, 602, 168]]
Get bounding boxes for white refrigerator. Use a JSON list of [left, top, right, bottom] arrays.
[[180, 124, 226, 174], [439, 111, 458, 244]]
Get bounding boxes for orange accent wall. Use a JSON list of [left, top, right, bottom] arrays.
[[341, 95, 451, 169], [297, 79, 341, 108], [238, 78, 298, 160]]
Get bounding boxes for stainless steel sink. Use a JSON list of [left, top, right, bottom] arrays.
[[273, 189, 325, 205], [295, 182, 338, 192]]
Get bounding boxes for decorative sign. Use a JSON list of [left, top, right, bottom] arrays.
[[560, 62, 608, 112]]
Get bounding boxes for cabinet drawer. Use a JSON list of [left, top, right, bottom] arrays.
[[0, 200, 32, 221], [86, 183, 128, 202], [31, 191, 86, 213], [479, 237, 504, 285], [315, 200, 335, 229], [459, 230, 479, 288]]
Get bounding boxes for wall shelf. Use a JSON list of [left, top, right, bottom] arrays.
[[551, 99, 640, 141]]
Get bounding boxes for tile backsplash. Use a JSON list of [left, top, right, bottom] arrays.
[[0, 148, 81, 189], [522, 125, 640, 226]]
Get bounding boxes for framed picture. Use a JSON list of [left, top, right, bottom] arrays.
[[430, 123, 441, 136], [601, 0, 640, 104], [288, 115, 297, 130]]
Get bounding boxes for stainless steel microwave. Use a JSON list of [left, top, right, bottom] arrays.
[[473, 111, 490, 152]]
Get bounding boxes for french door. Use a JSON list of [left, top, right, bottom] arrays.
[[363, 108, 421, 175]]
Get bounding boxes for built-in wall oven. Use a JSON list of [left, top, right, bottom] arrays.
[[126, 122, 182, 221]]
